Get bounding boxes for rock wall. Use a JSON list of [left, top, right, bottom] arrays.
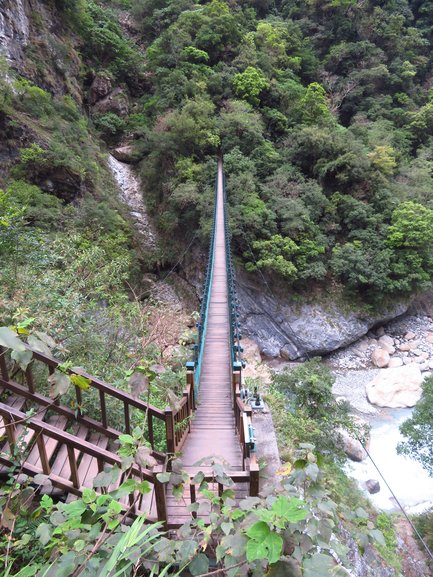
[[0, 0, 29, 68], [236, 271, 409, 359]]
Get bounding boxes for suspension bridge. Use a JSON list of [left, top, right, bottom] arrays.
[[0, 159, 259, 528]]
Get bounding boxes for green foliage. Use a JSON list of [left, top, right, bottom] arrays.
[[271, 359, 368, 458], [300, 83, 334, 126], [246, 234, 326, 282], [6, 180, 63, 229], [233, 66, 270, 106], [0, 444, 391, 575], [93, 112, 126, 139], [398, 374, 433, 475], [413, 508, 433, 571]]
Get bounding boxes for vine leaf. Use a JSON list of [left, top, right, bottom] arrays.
[[35, 331, 56, 349], [167, 389, 182, 412], [11, 349, 33, 371], [48, 370, 71, 399], [303, 553, 335, 577], [70, 374, 91, 390], [0, 327, 25, 352], [27, 335, 51, 356], [129, 372, 149, 399], [189, 553, 209, 576], [135, 446, 158, 469]]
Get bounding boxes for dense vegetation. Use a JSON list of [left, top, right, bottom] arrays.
[[114, 0, 433, 302]]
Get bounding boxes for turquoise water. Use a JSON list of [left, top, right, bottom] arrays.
[[347, 407, 433, 513]]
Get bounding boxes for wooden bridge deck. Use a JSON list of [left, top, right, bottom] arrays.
[[166, 160, 245, 524], [181, 162, 241, 469]]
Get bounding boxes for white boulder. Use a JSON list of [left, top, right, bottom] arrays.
[[371, 347, 390, 368], [366, 365, 423, 408]]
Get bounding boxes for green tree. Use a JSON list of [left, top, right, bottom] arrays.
[[398, 375, 433, 475], [300, 82, 334, 126], [233, 66, 269, 106]]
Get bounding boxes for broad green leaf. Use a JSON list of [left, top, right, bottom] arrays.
[[369, 529, 386, 546], [35, 331, 56, 349], [93, 466, 120, 489], [305, 463, 319, 481], [27, 335, 51, 356], [268, 559, 301, 577], [303, 553, 335, 577], [82, 488, 97, 503], [135, 445, 158, 469], [34, 473, 51, 486], [48, 370, 70, 399], [221, 533, 248, 558], [178, 539, 198, 562], [156, 472, 171, 483], [239, 496, 261, 510], [74, 539, 86, 552], [11, 348, 33, 371], [63, 500, 87, 517], [192, 471, 205, 484], [266, 532, 284, 564], [355, 507, 369, 520], [221, 521, 234, 536], [70, 374, 91, 390], [129, 371, 149, 398], [272, 496, 308, 522], [189, 553, 209, 576], [0, 326, 25, 351], [118, 434, 134, 444], [246, 521, 270, 540], [246, 539, 268, 562], [137, 481, 152, 495]]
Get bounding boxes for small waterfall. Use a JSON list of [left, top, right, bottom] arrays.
[[107, 155, 157, 252]]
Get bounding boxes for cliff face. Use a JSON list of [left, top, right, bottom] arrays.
[[0, 0, 81, 97], [236, 270, 409, 360], [0, 0, 29, 69]]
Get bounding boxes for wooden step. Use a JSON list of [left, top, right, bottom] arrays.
[[26, 414, 69, 470]]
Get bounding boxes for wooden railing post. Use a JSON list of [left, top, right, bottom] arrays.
[[249, 453, 260, 497], [186, 364, 195, 410], [232, 366, 241, 409], [165, 407, 175, 458], [0, 346, 9, 381], [154, 475, 168, 530]]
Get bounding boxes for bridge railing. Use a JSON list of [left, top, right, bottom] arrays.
[[164, 371, 195, 455], [0, 346, 169, 453], [222, 170, 242, 371], [0, 401, 168, 524], [192, 176, 218, 397]]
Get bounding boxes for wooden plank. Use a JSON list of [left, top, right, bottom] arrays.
[[50, 423, 89, 478], [77, 432, 109, 489], [27, 415, 68, 469]]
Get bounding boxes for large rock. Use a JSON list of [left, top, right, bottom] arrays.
[[371, 348, 390, 368], [338, 428, 367, 462], [112, 145, 137, 164], [90, 73, 113, 105], [365, 479, 380, 494], [235, 272, 409, 359], [92, 87, 129, 116], [366, 365, 423, 408]]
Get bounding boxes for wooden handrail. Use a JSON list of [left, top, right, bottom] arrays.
[[23, 347, 165, 419], [0, 402, 157, 481]]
